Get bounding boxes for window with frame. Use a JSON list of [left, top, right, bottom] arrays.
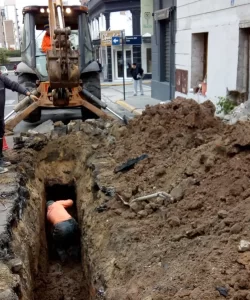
[[146, 48, 152, 73]]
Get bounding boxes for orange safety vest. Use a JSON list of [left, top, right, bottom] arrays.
[[47, 200, 73, 225], [41, 33, 52, 52]]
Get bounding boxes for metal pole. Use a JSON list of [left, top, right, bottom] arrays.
[[122, 30, 126, 101], [57, 6, 64, 29], [105, 107, 124, 121], [4, 110, 15, 121]]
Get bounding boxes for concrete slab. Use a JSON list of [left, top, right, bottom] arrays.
[[29, 119, 54, 134]]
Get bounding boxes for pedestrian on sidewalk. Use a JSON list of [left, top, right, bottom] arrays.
[[47, 200, 80, 263], [128, 63, 144, 96], [0, 73, 38, 174]]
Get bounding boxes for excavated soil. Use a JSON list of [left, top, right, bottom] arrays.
[[7, 98, 250, 300], [34, 263, 85, 300]]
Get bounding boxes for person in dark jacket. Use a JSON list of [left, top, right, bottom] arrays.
[[129, 63, 144, 96], [0, 74, 37, 174]]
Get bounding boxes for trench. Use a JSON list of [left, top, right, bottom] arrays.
[[33, 183, 88, 300], [8, 134, 106, 300]]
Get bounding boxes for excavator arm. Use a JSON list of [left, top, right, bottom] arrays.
[[47, 0, 80, 91]]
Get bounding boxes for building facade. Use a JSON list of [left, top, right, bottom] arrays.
[[141, 0, 153, 79], [4, 0, 20, 49], [152, 0, 177, 101], [87, 0, 150, 82], [175, 0, 250, 103]]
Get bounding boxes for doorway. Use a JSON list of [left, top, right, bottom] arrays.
[[191, 32, 209, 88], [115, 49, 132, 79], [237, 28, 250, 100]]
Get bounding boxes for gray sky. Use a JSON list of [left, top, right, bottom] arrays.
[[2, 0, 81, 26], [17, 0, 80, 10]]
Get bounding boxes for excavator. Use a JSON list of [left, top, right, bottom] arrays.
[[5, 0, 124, 132]]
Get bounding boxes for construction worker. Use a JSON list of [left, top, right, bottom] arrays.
[[41, 24, 51, 53], [46, 200, 80, 262], [0, 73, 38, 174]]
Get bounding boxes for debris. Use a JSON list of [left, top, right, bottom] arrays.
[[216, 286, 228, 297], [223, 99, 250, 125], [95, 204, 109, 213], [0, 289, 18, 300], [7, 258, 23, 273], [130, 191, 173, 204], [91, 144, 99, 150], [170, 185, 184, 201], [116, 193, 130, 207], [218, 210, 228, 219], [54, 121, 64, 127], [67, 120, 81, 133], [137, 210, 148, 218], [230, 223, 242, 234], [167, 216, 181, 227], [114, 154, 148, 173], [129, 201, 143, 213], [0, 200, 7, 211], [238, 240, 250, 252], [28, 120, 54, 135], [100, 186, 116, 197]]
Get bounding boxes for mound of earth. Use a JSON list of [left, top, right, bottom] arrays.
[[7, 98, 250, 300]]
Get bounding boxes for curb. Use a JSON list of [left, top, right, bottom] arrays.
[[101, 80, 151, 87], [115, 100, 142, 115]]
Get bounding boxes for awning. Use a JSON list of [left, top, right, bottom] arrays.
[[154, 7, 170, 21]]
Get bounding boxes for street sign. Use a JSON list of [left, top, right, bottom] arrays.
[[100, 30, 121, 46], [154, 8, 170, 21], [112, 36, 121, 46], [125, 36, 142, 45]]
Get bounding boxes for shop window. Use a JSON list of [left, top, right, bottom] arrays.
[[146, 48, 152, 73], [191, 32, 208, 89]]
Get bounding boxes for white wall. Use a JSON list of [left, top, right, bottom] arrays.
[[176, 0, 250, 102], [90, 11, 132, 41]]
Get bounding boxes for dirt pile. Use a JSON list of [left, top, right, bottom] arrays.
[[7, 98, 250, 300]]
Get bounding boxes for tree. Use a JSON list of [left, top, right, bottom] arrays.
[[0, 48, 9, 65]]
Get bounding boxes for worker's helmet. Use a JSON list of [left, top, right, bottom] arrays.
[[46, 200, 54, 208]]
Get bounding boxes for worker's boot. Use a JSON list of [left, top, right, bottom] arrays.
[[0, 138, 11, 173]]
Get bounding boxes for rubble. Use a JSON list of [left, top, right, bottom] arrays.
[[28, 119, 54, 135], [238, 240, 250, 252], [223, 99, 250, 125], [3, 98, 250, 299]]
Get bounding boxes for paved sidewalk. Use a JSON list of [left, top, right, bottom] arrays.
[[101, 82, 161, 115]]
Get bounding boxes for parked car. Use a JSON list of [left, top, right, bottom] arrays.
[[0, 66, 8, 76]]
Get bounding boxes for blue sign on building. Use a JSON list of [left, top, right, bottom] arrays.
[[112, 37, 121, 46], [125, 36, 142, 45]]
